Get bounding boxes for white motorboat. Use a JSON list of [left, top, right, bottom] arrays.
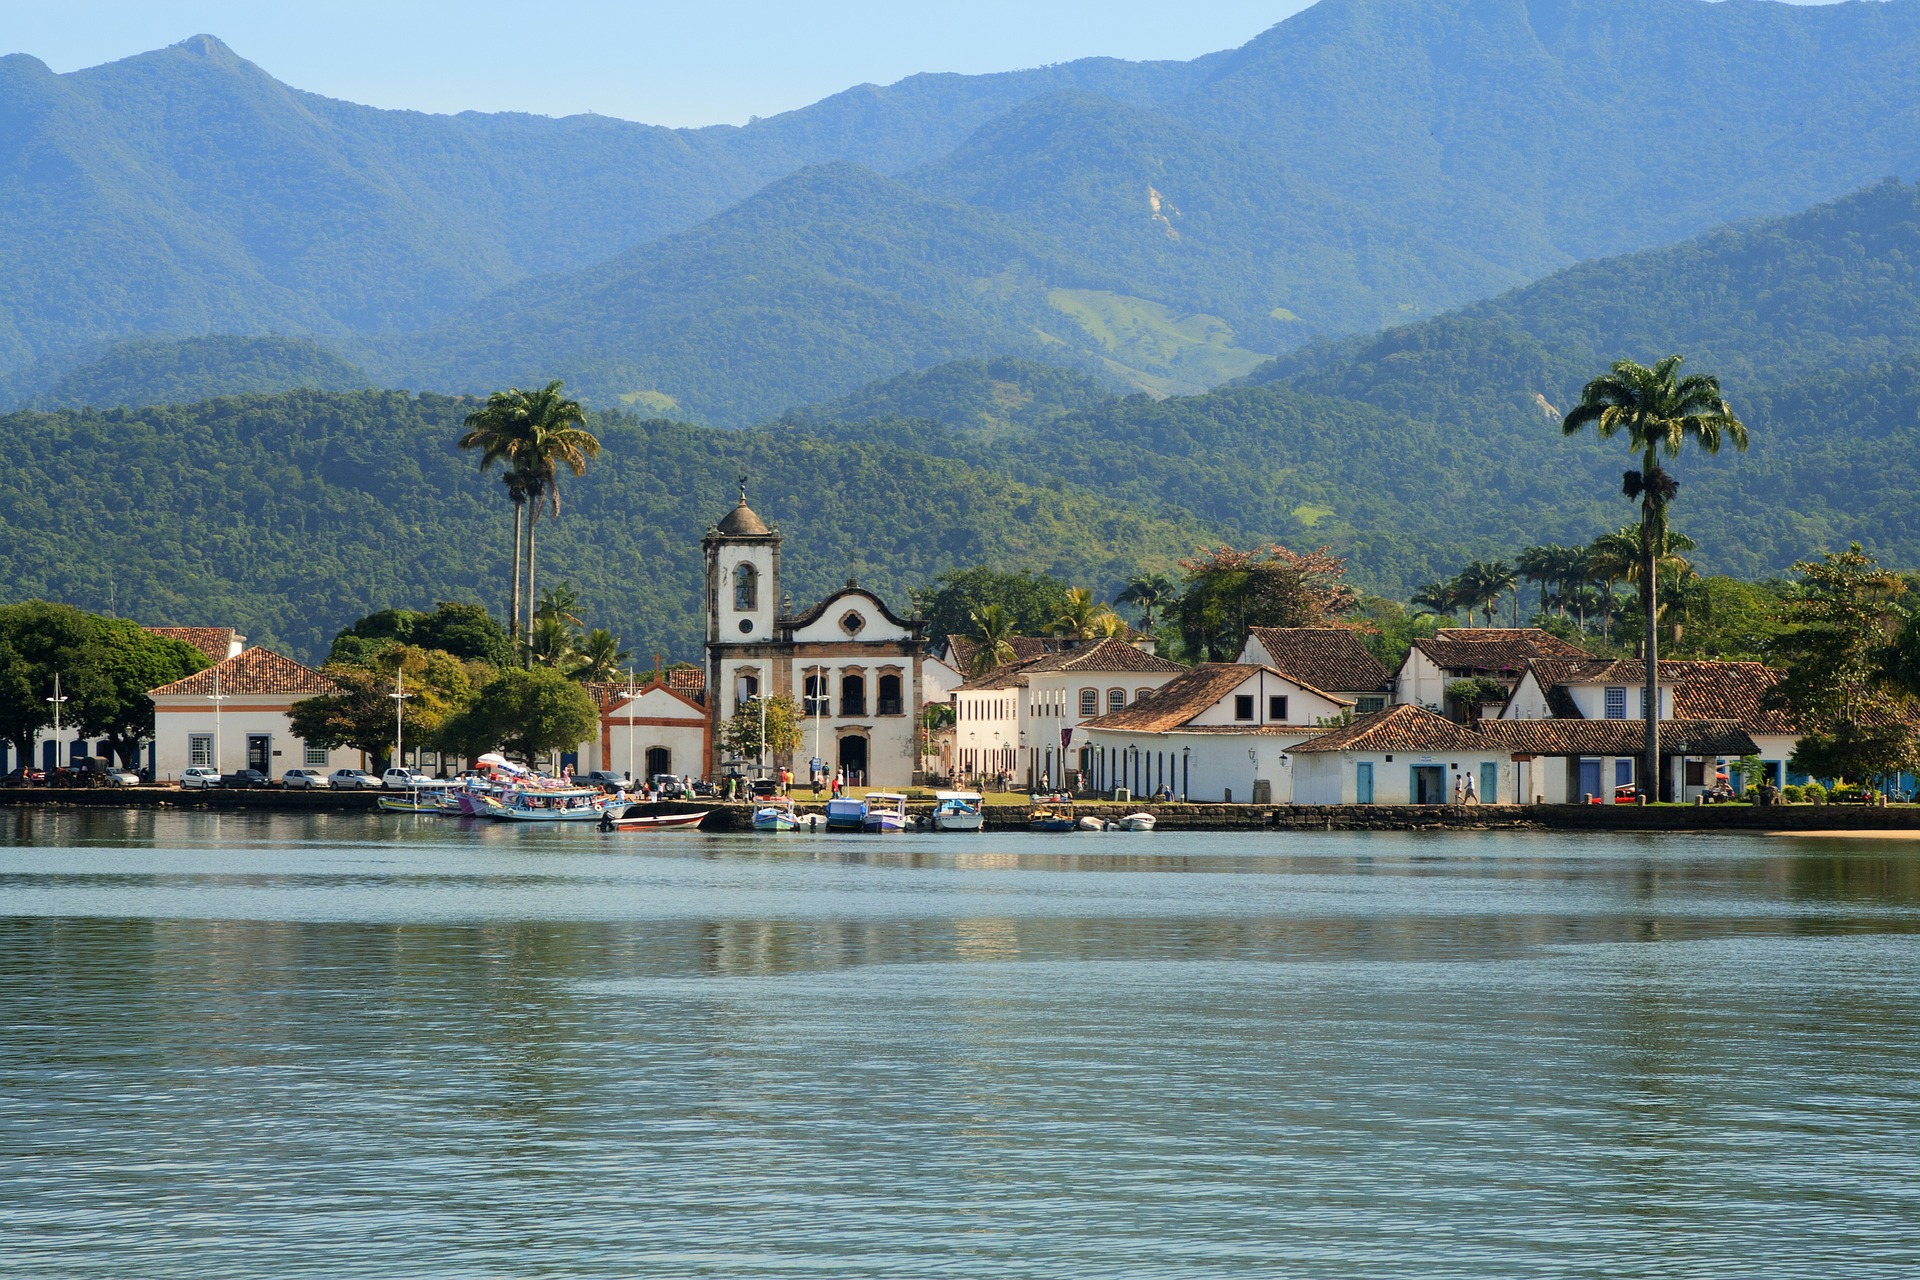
[[1077, 815, 1108, 831], [1116, 813, 1157, 832], [929, 791, 983, 832]]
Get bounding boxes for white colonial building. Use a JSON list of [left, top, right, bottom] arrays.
[[703, 485, 924, 787], [578, 680, 711, 782], [1079, 662, 1354, 803], [147, 647, 347, 780], [950, 636, 1188, 789]]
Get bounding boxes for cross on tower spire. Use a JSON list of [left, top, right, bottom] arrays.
[[738, 474, 749, 505]]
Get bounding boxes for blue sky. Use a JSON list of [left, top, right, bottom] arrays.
[[5, 2, 1323, 127]]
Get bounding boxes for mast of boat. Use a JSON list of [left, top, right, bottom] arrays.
[[389, 665, 411, 780], [624, 666, 636, 785]]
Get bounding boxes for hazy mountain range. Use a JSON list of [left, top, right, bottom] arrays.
[[7, 0, 1920, 419]]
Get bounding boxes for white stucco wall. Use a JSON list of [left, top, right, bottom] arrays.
[[1295, 751, 1515, 805], [150, 699, 345, 780]]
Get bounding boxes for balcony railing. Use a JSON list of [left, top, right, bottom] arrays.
[[877, 697, 903, 716]]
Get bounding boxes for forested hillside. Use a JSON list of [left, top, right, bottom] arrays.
[[10, 0, 1920, 415], [2, 336, 370, 410], [0, 391, 1213, 660]]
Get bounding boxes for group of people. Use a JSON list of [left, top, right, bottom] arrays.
[[1452, 771, 1480, 805]]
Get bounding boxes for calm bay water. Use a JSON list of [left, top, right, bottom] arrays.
[[3, 811, 1919, 1278]]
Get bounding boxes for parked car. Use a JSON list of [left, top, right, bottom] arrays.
[[72, 756, 140, 787], [651, 774, 690, 799], [382, 768, 432, 790], [582, 770, 628, 791], [181, 766, 223, 790], [689, 779, 716, 798], [3, 766, 46, 786], [223, 768, 270, 789], [330, 769, 381, 790], [282, 768, 331, 790]]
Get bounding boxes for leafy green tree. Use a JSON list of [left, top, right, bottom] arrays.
[[526, 615, 578, 670], [290, 646, 478, 768], [328, 602, 511, 668], [718, 694, 802, 767], [918, 567, 1070, 643], [71, 619, 209, 766], [966, 603, 1018, 675], [1445, 676, 1510, 719], [1765, 544, 1918, 784], [1175, 544, 1359, 661], [440, 666, 599, 767], [1564, 355, 1748, 800]]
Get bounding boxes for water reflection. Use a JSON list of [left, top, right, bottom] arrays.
[[2, 812, 1919, 1277]]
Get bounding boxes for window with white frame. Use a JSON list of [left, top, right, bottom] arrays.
[[1604, 686, 1627, 719], [1079, 688, 1098, 717], [189, 735, 213, 768], [1356, 695, 1387, 714], [1108, 688, 1125, 712], [304, 741, 327, 766]]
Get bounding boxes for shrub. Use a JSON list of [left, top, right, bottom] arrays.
[[1802, 781, 1828, 805], [1830, 782, 1861, 803], [1781, 784, 1805, 803]]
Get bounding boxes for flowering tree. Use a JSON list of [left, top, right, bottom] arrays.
[[1173, 544, 1361, 660]]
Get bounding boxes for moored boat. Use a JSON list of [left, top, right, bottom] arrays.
[[1116, 813, 1157, 832], [753, 797, 804, 831], [600, 808, 709, 831], [377, 783, 454, 814], [824, 797, 867, 832], [861, 792, 910, 833], [486, 786, 610, 822], [929, 791, 983, 832], [1028, 807, 1076, 833], [1077, 815, 1108, 831]]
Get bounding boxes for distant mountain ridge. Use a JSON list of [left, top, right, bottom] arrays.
[[10, 0, 1920, 417]]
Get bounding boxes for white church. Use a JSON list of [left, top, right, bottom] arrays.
[[703, 483, 925, 787]]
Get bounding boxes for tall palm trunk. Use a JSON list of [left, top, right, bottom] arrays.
[[524, 506, 539, 665], [1641, 446, 1661, 803], [509, 500, 524, 644]]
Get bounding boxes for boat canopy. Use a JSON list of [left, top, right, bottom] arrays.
[[934, 791, 982, 803]]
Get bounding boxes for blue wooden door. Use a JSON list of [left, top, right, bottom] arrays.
[[1579, 759, 1602, 801], [1479, 763, 1497, 805], [1356, 762, 1374, 804]]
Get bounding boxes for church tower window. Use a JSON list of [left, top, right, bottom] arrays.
[[734, 563, 758, 611]]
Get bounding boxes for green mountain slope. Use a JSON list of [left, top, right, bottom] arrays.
[[0, 390, 1215, 660], [381, 164, 1131, 423], [4, 335, 370, 410], [15, 0, 1920, 412]]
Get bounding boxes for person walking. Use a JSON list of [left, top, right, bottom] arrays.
[[1462, 770, 1478, 805]]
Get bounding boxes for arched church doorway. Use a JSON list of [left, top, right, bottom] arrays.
[[838, 735, 868, 786], [645, 747, 671, 779]]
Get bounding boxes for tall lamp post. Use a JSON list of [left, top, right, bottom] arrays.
[[624, 667, 637, 783], [389, 667, 411, 774], [1181, 745, 1190, 803], [206, 669, 228, 774], [46, 673, 68, 770]]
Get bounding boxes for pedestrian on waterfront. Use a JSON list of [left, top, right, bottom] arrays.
[[1452, 773, 1464, 805], [1463, 771, 1478, 805]]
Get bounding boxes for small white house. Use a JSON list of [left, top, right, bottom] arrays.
[[1393, 628, 1592, 712], [1081, 663, 1354, 803], [148, 647, 343, 780], [1291, 705, 1516, 805], [582, 680, 711, 781]]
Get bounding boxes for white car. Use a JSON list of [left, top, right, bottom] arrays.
[[282, 769, 331, 790], [329, 769, 380, 790], [180, 767, 222, 790], [382, 768, 433, 790]]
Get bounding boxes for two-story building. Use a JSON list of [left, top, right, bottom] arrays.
[[1393, 628, 1592, 714], [1238, 626, 1393, 713], [950, 636, 1188, 789], [1080, 662, 1355, 803]]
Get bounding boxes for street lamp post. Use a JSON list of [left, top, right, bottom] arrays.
[[624, 667, 637, 784], [207, 669, 227, 773], [1181, 745, 1190, 803], [389, 667, 411, 774], [46, 673, 68, 770]]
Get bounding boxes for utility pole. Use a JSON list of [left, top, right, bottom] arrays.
[[46, 673, 68, 770], [389, 666, 412, 774], [624, 667, 637, 782], [207, 669, 227, 774]]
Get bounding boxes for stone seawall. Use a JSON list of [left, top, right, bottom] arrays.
[[3, 789, 1919, 834]]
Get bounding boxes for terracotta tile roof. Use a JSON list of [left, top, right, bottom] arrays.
[[1245, 627, 1391, 693], [1664, 661, 1799, 735], [954, 637, 1185, 692], [1291, 705, 1501, 754], [1085, 664, 1349, 733], [585, 679, 707, 716], [666, 666, 706, 693], [1084, 665, 1263, 732], [953, 657, 1044, 692], [148, 648, 338, 698], [1411, 628, 1592, 674], [945, 629, 1150, 675], [1477, 718, 1760, 758], [144, 626, 242, 663]]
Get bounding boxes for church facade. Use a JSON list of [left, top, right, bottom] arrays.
[[703, 486, 924, 787]]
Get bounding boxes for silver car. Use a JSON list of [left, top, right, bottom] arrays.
[[329, 769, 380, 790], [283, 769, 331, 790]]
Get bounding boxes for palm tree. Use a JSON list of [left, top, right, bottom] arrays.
[[967, 603, 1018, 675], [1456, 560, 1516, 628], [572, 627, 631, 682], [1090, 608, 1126, 639], [1116, 572, 1177, 633], [514, 382, 599, 649], [1054, 587, 1105, 641], [526, 614, 577, 670], [1564, 355, 1747, 799], [1411, 580, 1461, 623], [459, 392, 536, 642], [536, 582, 585, 631], [1516, 545, 1573, 622]]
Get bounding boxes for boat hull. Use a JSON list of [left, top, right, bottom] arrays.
[[602, 810, 708, 831], [1117, 814, 1157, 832], [929, 813, 982, 832], [861, 815, 908, 833]]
